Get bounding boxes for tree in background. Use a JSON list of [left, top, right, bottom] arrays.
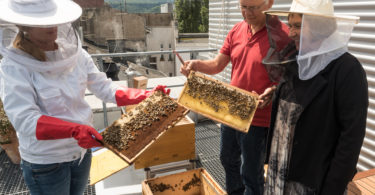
[[175, 0, 208, 33], [175, 0, 190, 32], [199, 0, 208, 33]]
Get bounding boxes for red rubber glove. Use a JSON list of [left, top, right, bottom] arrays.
[[115, 85, 171, 106], [36, 115, 103, 149]]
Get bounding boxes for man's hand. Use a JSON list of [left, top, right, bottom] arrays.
[[257, 85, 277, 109], [180, 60, 198, 77], [179, 54, 230, 76]]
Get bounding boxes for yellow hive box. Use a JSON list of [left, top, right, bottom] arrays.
[[90, 116, 195, 185], [178, 72, 258, 133], [134, 116, 195, 169], [142, 168, 227, 195]]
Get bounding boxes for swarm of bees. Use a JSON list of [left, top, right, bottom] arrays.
[[101, 90, 178, 151], [182, 173, 201, 192], [0, 101, 14, 145], [149, 182, 175, 193], [186, 72, 257, 120], [148, 173, 201, 193]]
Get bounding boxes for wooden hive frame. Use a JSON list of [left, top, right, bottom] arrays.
[[178, 71, 259, 133], [100, 91, 189, 164]]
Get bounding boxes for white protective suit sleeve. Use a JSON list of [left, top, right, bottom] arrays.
[[0, 60, 42, 137], [81, 50, 119, 104]]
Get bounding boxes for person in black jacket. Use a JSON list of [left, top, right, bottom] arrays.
[[262, 0, 368, 194]]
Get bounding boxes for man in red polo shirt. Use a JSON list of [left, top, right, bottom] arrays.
[[180, 0, 281, 194]]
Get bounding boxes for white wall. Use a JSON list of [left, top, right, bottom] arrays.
[[160, 3, 173, 13], [146, 26, 176, 76]]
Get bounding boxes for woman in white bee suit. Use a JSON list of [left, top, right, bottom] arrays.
[[262, 0, 368, 194], [0, 0, 170, 194]]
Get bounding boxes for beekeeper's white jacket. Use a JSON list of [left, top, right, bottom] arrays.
[[0, 49, 119, 164]]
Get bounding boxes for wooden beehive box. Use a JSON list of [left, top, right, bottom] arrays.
[[347, 168, 375, 194], [142, 168, 227, 195], [178, 71, 258, 133], [100, 91, 188, 164], [134, 116, 195, 169], [90, 116, 195, 185]]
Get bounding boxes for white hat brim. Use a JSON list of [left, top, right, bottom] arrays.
[[0, 0, 82, 27], [264, 10, 360, 24]]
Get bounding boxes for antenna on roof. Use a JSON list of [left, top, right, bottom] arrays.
[[124, 0, 127, 13]]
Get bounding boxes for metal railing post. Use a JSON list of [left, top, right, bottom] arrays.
[[97, 57, 104, 71], [190, 52, 199, 60], [97, 57, 109, 127], [102, 102, 108, 127]]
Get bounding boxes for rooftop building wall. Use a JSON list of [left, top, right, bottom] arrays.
[[73, 0, 104, 8]]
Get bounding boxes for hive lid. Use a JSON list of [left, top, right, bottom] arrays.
[[89, 148, 129, 185]]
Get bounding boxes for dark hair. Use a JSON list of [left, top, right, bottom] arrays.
[[288, 13, 337, 39]]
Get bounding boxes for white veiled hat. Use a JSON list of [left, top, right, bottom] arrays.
[[0, 0, 82, 27], [262, 0, 360, 80], [265, 0, 359, 23]]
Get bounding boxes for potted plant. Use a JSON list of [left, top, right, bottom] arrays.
[[0, 100, 20, 164]]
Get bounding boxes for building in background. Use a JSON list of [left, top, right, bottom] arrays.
[[160, 3, 173, 13], [74, 0, 104, 8], [77, 1, 177, 76], [142, 13, 176, 76]]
